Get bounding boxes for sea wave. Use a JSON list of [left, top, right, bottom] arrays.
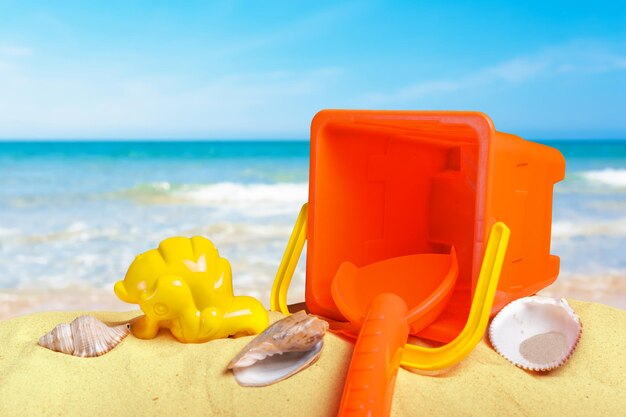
[[116, 181, 309, 218], [0, 219, 297, 289], [121, 181, 308, 208], [0, 227, 20, 237], [552, 218, 626, 239], [580, 168, 626, 188]]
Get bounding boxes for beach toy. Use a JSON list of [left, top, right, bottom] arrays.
[[273, 110, 564, 343], [272, 213, 509, 410], [38, 315, 131, 357], [271, 203, 308, 315], [114, 236, 268, 343], [331, 248, 458, 337], [335, 222, 509, 417], [227, 311, 329, 386], [489, 296, 582, 371]]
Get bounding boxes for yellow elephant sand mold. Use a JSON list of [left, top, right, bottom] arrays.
[[114, 236, 269, 343]]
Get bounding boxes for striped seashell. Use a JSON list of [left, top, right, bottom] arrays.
[[38, 315, 131, 357]]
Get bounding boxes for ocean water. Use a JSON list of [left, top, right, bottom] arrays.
[[542, 140, 626, 279], [0, 140, 625, 312]]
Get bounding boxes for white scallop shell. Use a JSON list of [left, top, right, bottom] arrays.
[[38, 315, 131, 357], [227, 310, 329, 386], [489, 296, 581, 371]]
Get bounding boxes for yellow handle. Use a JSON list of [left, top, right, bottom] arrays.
[[270, 203, 308, 314], [270, 208, 509, 370], [400, 222, 510, 370]]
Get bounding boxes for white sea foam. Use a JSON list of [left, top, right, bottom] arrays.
[[174, 182, 307, 205], [124, 181, 309, 217], [581, 168, 626, 188], [552, 218, 626, 239], [0, 227, 20, 237]]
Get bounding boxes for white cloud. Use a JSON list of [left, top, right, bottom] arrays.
[[0, 65, 345, 138], [0, 44, 33, 57], [1, 35, 623, 139], [203, 3, 357, 60], [484, 58, 548, 83], [0, 5, 358, 139], [364, 40, 626, 105]]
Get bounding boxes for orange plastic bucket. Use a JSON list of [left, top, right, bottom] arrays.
[[306, 110, 565, 342]]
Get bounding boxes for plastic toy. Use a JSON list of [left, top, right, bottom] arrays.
[[273, 211, 509, 412], [336, 222, 509, 417], [273, 110, 564, 343], [115, 236, 269, 343], [331, 249, 457, 416], [331, 248, 459, 337]]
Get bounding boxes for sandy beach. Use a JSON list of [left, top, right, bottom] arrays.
[[1, 3, 625, 415], [0, 140, 624, 415], [0, 301, 625, 416]]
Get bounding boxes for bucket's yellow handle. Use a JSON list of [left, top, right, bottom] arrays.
[[270, 203, 308, 314], [400, 222, 510, 370], [271, 208, 509, 371]]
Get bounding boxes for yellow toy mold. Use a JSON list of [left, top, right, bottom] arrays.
[[114, 236, 269, 343]]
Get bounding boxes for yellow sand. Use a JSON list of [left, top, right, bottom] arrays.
[[0, 300, 624, 416]]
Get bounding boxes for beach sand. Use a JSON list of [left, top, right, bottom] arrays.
[[0, 301, 625, 416]]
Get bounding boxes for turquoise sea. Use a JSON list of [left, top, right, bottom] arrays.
[[0, 140, 625, 314]]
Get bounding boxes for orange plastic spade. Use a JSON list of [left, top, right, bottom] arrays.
[[332, 249, 458, 336], [332, 249, 458, 417]]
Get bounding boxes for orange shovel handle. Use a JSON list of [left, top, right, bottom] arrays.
[[338, 293, 409, 417]]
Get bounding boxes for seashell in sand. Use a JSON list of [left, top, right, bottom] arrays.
[[489, 296, 581, 371], [38, 315, 131, 357], [227, 310, 329, 386]]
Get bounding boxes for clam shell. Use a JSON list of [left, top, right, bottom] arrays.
[[228, 310, 328, 386], [489, 296, 581, 371], [38, 315, 131, 357]]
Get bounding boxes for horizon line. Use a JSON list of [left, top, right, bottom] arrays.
[[0, 137, 625, 142]]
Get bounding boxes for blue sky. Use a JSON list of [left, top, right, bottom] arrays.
[[0, 1, 625, 139]]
